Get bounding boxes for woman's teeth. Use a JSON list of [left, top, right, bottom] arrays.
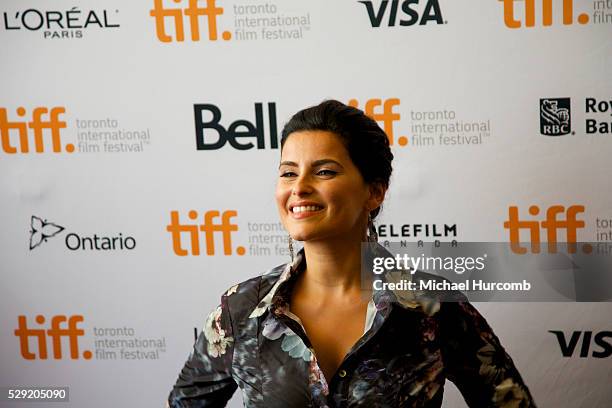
[[292, 206, 322, 213]]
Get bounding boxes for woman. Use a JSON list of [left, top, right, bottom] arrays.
[[168, 100, 536, 407]]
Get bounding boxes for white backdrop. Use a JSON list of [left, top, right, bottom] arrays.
[[1, 0, 611, 407]]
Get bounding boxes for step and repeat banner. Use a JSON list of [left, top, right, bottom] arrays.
[[1, 0, 611, 407]]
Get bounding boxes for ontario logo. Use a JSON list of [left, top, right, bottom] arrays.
[[358, 0, 445, 27], [500, 0, 612, 28], [540, 98, 572, 136], [29, 216, 65, 250], [28, 216, 136, 251]]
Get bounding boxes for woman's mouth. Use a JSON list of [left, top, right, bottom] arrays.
[[290, 205, 324, 219]]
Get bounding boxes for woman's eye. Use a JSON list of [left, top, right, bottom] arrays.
[[317, 169, 337, 176], [280, 171, 297, 177]]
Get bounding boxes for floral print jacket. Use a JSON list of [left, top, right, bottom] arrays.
[[168, 245, 536, 407]]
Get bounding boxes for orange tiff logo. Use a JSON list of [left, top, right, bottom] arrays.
[[150, 0, 231, 42], [503, 205, 589, 254], [501, 0, 589, 28], [167, 210, 245, 256], [1, 107, 72, 154], [347, 98, 407, 146], [14, 315, 91, 360]]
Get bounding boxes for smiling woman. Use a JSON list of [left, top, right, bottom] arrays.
[[167, 100, 537, 407]]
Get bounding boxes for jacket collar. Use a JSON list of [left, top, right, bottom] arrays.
[[248, 244, 440, 319]]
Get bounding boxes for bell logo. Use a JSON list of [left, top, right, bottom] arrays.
[[358, 0, 444, 27], [194, 103, 279, 150], [14, 315, 91, 360], [503, 205, 590, 254], [1, 107, 71, 154], [501, 0, 590, 28], [348, 98, 407, 146], [149, 0, 231, 42], [166, 210, 245, 256]]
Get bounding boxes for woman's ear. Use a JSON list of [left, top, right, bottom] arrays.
[[367, 182, 387, 212]]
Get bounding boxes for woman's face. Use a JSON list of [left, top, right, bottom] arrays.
[[276, 130, 380, 243]]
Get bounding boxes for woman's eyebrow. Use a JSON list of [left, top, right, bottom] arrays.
[[279, 161, 297, 168], [279, 159, 343, 168], [312, 159, 343, 168]]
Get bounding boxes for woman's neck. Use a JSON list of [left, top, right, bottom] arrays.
[[298, 237, 370, 302]]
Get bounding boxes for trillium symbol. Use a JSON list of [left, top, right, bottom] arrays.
[[29, 215, 65, 250]]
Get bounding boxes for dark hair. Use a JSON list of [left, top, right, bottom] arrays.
[[280, 99, 393, 219]]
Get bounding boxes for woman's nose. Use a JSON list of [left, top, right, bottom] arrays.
[[292, 173, 313, 196]]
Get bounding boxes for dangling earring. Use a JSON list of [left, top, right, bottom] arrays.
[[368, 214, 378, 243], [288, 235, 294, 263]]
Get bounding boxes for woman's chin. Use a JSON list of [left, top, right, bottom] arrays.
[[289, 231, 321, 242]]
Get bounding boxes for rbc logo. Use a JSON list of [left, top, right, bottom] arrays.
[[194, 103, 279, 150], [1, 107, 71, 154], [166, 210, 245, 256], [149, 0, 231, 42], [14, 315, 91, 360], [540, 98, 571, 136]]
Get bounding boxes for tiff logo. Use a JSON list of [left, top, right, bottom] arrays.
[[1, 107, 72, 154], [501, 0, 590, 28], [348, 98, 407, 146], [14, 315, 91, 360], [166, 210, 245, 256], [503, 205, 587, 254], [150, 0, 231, 42]]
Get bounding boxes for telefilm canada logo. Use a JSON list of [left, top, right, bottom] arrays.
[[540, 98, 572, 136], [358, 0, 446, 27], [29, 215, 137, 251], [1, 6, 120, 39], [376, 222, 458, 242]]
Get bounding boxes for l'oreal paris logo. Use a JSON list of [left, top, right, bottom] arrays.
[[2, 7, 120, 39]]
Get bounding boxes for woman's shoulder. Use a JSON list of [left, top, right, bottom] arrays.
[[218, 261, 288, 322]]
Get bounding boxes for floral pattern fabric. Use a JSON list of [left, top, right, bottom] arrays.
[[168, 245, 536, 407]]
